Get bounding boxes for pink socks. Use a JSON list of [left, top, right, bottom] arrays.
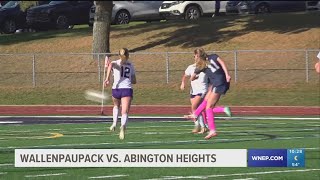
[[206, 108, 216, 131], [212, 106, 224, 113], [194, 100, 207, 117]]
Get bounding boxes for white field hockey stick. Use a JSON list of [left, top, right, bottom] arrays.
[[100, 55, 109, 115]]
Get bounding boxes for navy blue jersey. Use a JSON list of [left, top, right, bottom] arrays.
[[195, 54, 227, 86]]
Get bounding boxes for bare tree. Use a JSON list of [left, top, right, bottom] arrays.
[[92, 1, 113, 60]]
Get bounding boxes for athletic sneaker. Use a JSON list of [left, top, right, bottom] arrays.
[[192, 125, 201, 134], [119, 126, 126, 140], [197, 127, 208, 134], [183, 113, 197, 122], [109, 125, 116, 132], [204, 131, 218, 140], [224, 107, 232, 117]]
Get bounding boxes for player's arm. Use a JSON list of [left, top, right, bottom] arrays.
[[180, 73, 188, 90], [217, 57, 231, 82], [104, 62, 113, 86], [105, 55, 111, 68]]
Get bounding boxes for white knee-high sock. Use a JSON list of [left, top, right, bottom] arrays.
[[112, 106, 119, 126], [121, 113, 128, 127], [198, 115, 205, 128], [194, 120, 199, 126]]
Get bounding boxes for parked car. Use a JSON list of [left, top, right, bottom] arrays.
[[0, 1, 49, 34], [226, 1, 241, 14], [26, 1, 93, 30], [159, 1, 228, 20], [237, 1, 306, 14], [0, 1, 9, 7], [89, 1, 164, 26], [306, 1, 320, 10]]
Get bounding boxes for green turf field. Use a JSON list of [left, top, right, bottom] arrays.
[[0, 117, 319, 179]]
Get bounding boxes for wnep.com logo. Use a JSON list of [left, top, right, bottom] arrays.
[[247, 149, 305, 167]]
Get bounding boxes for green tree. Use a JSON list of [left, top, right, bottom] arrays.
[[92, 1, 113, 60], [19, 1, 38, 12]]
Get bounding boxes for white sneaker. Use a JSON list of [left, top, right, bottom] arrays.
[[192, 125, 201, 134], [119, 126, 126, 140], [109, 125, 116, 132]]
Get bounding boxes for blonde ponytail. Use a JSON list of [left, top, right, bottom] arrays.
[[119, 48, 129, 64], [194, 48, 208, 70]]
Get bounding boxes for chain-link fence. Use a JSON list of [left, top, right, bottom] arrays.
[[0, 49, 319, 87]]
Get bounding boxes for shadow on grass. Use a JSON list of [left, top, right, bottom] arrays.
[[0, 11, 319, 49], [130, 11, 320, 51], [0, 25, 93, 46]]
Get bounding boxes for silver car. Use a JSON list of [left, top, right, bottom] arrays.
[[89, 1, 164, 25]]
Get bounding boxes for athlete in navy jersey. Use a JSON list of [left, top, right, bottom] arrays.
[[185, 48, 232, 140]]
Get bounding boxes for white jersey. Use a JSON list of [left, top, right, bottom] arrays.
[[185, 64, 208, 95], [111, 59, 136, 89]]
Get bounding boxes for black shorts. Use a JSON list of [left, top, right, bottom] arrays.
[[190, 93, 205, 99], [211, 82, 230, 95]]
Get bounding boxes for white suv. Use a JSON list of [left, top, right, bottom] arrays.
[[159, 1, 227, 20]]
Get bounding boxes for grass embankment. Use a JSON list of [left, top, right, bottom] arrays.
[[0, 11, 319, 106]]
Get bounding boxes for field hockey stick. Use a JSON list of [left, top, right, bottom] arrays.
[[100, 55, 109, 115]]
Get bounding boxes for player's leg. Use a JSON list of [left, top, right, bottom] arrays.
[[184, 90, 211, 120], [213, 106, 232, 117], [110, 90, 121, 131], [205, 92, 221, 139], [190, 96, 200, 133], [119, 89, 133, 140], [192, 95, 208, 134], [205, 83, 230, 139]]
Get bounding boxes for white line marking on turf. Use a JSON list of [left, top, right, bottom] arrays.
[[1, 135, 319, 150], [144, 169, 320, 180], [25, 173, 66, 178], [0, 116, 319, 120], [88, 175, 129, 179], [0, 163, 13, 167], [0, 121, 23, 124], [304, 147, 320, 150], [0, 172, 7, 175], [233, 178, 257, 180]]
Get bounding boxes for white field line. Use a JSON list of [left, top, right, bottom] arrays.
[[1, 135, 319, 150], [1, 127, 319, 139], [25, 173, 66, 178], [0, 116, 319, 120], [0, 163, 13, 167], [0, 121, 23, 124], [0, 127, 319, 141], [144, 169, 320, 180], [0, 138, 261, 149], [233, 178, 257, 180], [0, 121, 318, 133], [0, 123, 320, 136], [2, 133, 318, 142], [0, 105, 319, 108], [304, 147, 320, 150], [0, 128, 59, 133], [0, 172, 7, 175], [88, 175, 129, 179], [57, 109, 260, 113]]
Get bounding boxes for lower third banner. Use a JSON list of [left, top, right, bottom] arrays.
[[15, 149, 247, 167]]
